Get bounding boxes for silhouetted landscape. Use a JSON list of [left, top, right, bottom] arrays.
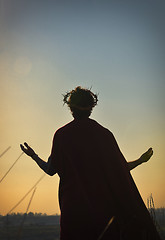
[[0, 209, 165, 240], [0, 213, 60, 240]]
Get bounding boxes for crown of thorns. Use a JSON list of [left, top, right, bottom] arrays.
[[63, 87, 98, 110]]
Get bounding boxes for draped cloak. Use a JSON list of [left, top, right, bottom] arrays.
[[49, 118, 161, 240]]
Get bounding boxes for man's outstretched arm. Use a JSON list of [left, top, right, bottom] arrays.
[[20, 142, 56, 176], [128, 148, 153, 171]]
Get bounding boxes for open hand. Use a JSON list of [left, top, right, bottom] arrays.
[[139, 148, 153, 163], [20, 142, 36, 157]]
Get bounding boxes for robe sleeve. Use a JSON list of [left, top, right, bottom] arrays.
[[109, 132, 129, 170], [105, 132, 161, 238], [98, 130, 143, 223]]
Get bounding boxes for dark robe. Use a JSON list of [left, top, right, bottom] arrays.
[[50, 118, 161, 240]]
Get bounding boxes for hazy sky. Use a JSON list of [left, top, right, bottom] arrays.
[[0, 0, 165, 215]]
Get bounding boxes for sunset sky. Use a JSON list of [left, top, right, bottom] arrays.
[[0, 0, 165, 215]]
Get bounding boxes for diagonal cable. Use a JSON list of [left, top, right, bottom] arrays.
[[17, 187, 37, 240], [7, 174, 45, 215], [0, 152, 24, 183], [0, 146, 11, 158]]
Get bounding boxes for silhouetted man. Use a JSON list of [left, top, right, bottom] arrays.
[[20, 86, 161, 240]]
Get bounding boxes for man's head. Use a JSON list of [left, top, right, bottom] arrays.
[[63, 86, 98, 119]]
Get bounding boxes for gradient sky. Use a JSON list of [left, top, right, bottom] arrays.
[[0, 0, 165, 215]]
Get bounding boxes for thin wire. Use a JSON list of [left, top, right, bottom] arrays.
[[0, 146, 11, 158], [7, 174, 45, 215], [0, 152, 24, 183], [17, 188, 37, 240], [25, 187, 37, 213]]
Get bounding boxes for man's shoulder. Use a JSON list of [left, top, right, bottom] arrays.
[[55, 120, 75, 134], [90, 118, 113, 134], [55, 118, 114, 137]]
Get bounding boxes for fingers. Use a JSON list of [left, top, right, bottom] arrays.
[[20, 142, 35, 157], [140, 148, 153, 163], [23, 142, 31, 149], [148, 148, 153, 156], [148, 148, 153, 152], [20, 144, 24, 151], [144, 148, 153, 162], [20, 144, 27, 154], [20, 142, 30, 151], [24, 142, 29, 148]]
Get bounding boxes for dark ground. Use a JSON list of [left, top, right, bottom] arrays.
[[0, 224, 60, 240], [0, 212, 165, 240]]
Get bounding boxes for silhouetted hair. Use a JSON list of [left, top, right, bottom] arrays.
[[63, 86, 98, 119]]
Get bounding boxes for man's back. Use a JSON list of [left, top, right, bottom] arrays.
[[51, 118, 160, 240], [54, 118, 121, 239]]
